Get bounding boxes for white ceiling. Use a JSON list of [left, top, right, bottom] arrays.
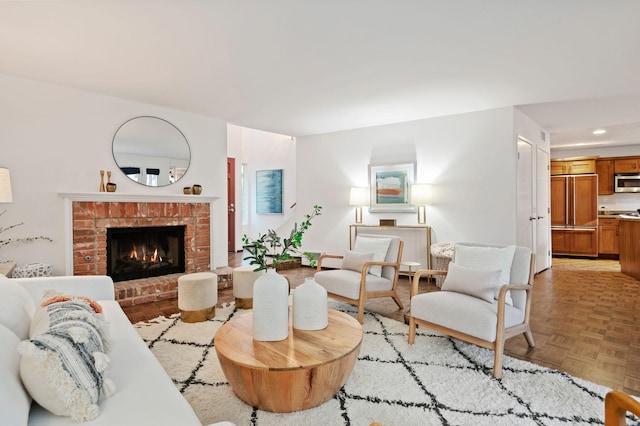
[[2, 0, 640, 148]]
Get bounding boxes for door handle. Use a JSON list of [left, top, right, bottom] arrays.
[[228, 204, 235, 213], [529, 216, 537, 221], [537, 216, 544, 219]]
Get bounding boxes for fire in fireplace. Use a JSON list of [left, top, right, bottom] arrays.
[[106, 225, 185, 282]]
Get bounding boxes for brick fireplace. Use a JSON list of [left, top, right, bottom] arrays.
[[71, 200, 211, 306]]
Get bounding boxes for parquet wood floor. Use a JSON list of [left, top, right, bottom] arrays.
[[123, 254, 640, 396]]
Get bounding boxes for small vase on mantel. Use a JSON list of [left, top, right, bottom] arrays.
[[293, 277, 328, 331], [252, 268, 289, 341]]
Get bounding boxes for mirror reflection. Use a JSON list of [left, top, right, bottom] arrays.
[[112, 116, 191, 187]]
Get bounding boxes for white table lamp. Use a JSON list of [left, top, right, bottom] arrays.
[[0, 168, 12, 203], [410, 184, 431, 224], [349, 187, 369, 224]]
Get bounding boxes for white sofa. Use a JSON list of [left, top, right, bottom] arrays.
[[0, 274, 234, 426]]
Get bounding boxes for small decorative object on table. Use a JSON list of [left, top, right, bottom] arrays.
[[242, 205, 323, 341], [252, 268, 290, 341], [293, 277, 328, 330], [183, 187, 192, 194], [106, 182, 117, 192], [192, 184, 202, 195], [99, 170, 105, 192]]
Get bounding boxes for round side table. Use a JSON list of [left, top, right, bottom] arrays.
[[400, 261, 421, 279]]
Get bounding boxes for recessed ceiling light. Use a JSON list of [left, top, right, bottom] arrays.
[[593, 129, 606, 135]]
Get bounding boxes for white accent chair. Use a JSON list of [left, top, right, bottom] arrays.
[[408, 243, 535, 379], [314, 234, 404, 323]]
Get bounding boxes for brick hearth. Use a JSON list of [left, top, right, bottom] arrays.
[[71, 201, 212, 306]]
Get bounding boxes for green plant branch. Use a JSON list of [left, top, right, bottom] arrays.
[[242, 205, 322, 271]]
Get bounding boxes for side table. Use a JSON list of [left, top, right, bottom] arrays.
[[400, 261, 421, 278], [214, 308, 362, 413]]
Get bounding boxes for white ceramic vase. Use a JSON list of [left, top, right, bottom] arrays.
[[293, 277, 328, 331], [252, 268, 290, 341]]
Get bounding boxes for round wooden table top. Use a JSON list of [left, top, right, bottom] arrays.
[[214, 308, 363, 412], [215, 308, 363, 371]]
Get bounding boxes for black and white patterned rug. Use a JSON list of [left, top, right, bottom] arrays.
[[134, 302, 639, 426]]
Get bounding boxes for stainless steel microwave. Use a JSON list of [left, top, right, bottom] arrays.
[[614, 174, 640, 192]]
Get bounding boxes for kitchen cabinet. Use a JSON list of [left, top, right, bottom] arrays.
[[550, 158, 596, 175], [596, 159, 614, 195], [615, 157, 640, 173], [598, 217, 619, 255], [551, 228, 598, 256], [619, 217, 640, 280]]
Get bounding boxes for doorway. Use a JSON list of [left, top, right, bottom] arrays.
[[516, 137, 551, 273], [227, 158, 236, 252]]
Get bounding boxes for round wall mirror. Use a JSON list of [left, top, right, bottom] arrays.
[[112, 116, 191, 187]]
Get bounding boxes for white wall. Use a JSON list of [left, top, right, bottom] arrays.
[[227, 124, 297, 249], [296, 107, 519, 256], [0, 73, 228, 273]]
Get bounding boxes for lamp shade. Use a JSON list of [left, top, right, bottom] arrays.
[[410, 184, 431, 205], [0, 168, 12, 203], [349, 187, 369, 206]]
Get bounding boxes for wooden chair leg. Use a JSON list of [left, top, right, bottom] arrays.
[[391, 293, 404, 309], [493, 339, 505, 379], [357, 298, 365, 324], [524, 328, 535, 347], [408, 316, 416, 344]]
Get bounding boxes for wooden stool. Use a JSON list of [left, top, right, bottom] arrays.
[[232, 265, 264, 309], [178, 272, 218, 323]]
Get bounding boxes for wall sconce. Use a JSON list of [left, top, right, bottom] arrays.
[[0, 168, 13, 203], [410, 184, 431, 224], [349, 187, 369, 224]]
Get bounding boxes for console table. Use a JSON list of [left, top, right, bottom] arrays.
[[349, 224, 432, 273]]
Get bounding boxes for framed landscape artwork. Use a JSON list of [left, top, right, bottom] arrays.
[[368, 163, 416, 212], [256, 169, 283, 214]]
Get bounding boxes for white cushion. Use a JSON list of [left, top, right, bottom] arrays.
[[354, 236, 391, 277], [454, 244, 516, 305], [341, 250, 374, 273], [315, 269, 392, 300], [18, 299, 113, 422], [0, 323, 31, 426], [0, 275, 35, 340], [411, 291, 526, 342], [441, 262, 501, 303]]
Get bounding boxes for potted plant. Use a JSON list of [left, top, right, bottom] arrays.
[[241, 205, 322, 271]]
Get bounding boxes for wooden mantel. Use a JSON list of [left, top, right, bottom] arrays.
[[58, 192, 219, 203]]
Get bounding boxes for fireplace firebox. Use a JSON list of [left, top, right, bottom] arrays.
[[106, 226, 185, 282]]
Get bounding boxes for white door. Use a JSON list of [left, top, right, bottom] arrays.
[[516, 138, 534, 252], [535, 147, 551, 272]]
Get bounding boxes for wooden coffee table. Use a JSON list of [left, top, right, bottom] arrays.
[[214, 308, 363, 413]]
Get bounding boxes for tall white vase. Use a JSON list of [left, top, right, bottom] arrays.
[[293, 277, 328, 331], [252, 268, 289, 341]]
